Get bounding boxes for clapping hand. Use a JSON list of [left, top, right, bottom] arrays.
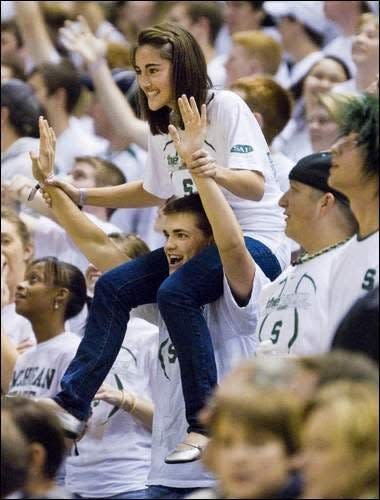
[[168, 95, 207, 166]]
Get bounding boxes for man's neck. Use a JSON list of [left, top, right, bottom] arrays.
[[84, 205, 108, 222], [47, 110, 70, 137], [302, 223, 353, 255], [201, 43, 216, 64], [1, 126, 19, 153], [108, 133, 130, 152], [350, 193, 379, 238]]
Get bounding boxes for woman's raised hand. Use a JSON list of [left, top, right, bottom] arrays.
[[30, 116, 55, 184], [168, 95, 207, 166], [59, 15, 107, 65]]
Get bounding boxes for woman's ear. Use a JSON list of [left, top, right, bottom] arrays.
[[53, 287, 70, 310]]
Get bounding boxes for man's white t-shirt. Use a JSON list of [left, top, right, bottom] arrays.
[[2, 302, 36, 348], [327, 231, 379, 342], [143, 90, 289, 270], [7, 331, 80, 397], [269, 151, 295, 193], [65, 317, 158, 498], [55, 117, 107, 175], [255, 242, 350, 356], [134, 268, 269, 488]]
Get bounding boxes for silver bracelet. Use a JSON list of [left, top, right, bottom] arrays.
[[78, 188, 86, 206]]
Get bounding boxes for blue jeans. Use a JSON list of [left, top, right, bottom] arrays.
[[143, 485, 203, 499], [54, 238, 281, 432]]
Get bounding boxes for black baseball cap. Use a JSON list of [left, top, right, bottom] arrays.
[[289, 152, 349, 205]]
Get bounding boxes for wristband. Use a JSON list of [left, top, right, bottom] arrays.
[[129, 393, 138, 414], [27, 174, 55, 202], [78, 188, 86, 206]]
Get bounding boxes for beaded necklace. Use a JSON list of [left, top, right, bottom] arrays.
[[292, 237, 350, 266]]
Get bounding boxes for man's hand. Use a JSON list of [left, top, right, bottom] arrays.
[[59, 15, 107, 66], [168, 95, 207, 165]]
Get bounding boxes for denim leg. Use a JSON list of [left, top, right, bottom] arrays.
[[54, 248, 168, 420], [157, 237, 281, 434], [144, 486, 203, 499]]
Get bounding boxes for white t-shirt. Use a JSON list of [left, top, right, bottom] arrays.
[[32, 214, 121, 273], [327, 231, 379, 342], [65, 317, 158, 498], [143, 90, 289, 269], [7, 331, 80, 397], [255, 242, 350, 356], [55, 117, 107, 175], [1, 302, 36, 347], [134, 268, 269, 488], [1, 137, 39, 183], [208, 54, 227, 90]]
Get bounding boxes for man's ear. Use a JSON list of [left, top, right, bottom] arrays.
[[253, 111, 264, 130]]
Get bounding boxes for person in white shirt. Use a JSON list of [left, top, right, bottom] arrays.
[[333, 12, 379, 96], [1, 79, 42, 186], [1, 207, 36, 351], [2, 257, 87, 398], [32, 21, 287, 456], [274, 56, 351, 162], [255, 152, 358, 356], [323, 0, 372, 76], [327, 93, 379, 340], [27, 59, 106, 175], [166, 1, 226, 89]]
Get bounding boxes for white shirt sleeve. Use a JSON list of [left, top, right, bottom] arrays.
[[212, 91, 271, 176], [221, 266, 270, 337]]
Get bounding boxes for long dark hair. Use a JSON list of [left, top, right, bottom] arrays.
[[131, 23, 211, 135]]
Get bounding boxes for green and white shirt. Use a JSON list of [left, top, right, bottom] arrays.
[[142, 90, 289, 270], [255, 243, 349, 356]]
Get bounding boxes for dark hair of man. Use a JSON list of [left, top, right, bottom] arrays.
[[1, 79, 42, 138], [163, 193, 212, 238], [28, 257, 87, 321], [131, 23, 211, 135], [4, 397, 66, 480], [334, 94, 379, 180], [185, 1, 224, 44], [28, 59, 82, 113]]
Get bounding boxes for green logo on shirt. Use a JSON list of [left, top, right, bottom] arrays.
[[230, 144, 253, 153]]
